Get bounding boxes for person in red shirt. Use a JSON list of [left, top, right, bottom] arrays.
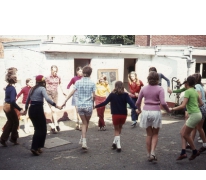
[[45, 65, 67, 134], [67, 66, 83, 130], [16, 78, 33, 133], [127, 71, 144, 127]]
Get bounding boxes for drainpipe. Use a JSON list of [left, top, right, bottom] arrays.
[[149, 35, 152, 46]]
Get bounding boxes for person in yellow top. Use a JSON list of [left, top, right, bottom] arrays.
[[95, 75, 111, 131]]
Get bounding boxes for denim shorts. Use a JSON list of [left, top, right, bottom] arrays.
[[77, 106, 93, 116]]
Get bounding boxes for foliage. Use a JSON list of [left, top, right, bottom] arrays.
[[86, 35, 135, 45]]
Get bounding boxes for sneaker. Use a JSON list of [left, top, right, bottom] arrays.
[[82, 142, 88, 150], [197, 136, 201, 140], [198, 139, 203, 143], [56, 126, 60, 132], [198, 146, 206, 153], [50, 128, 57, 134], [131, 121, 137, 127], [79, 138, 83, 145], [189, 152, 200, 160]]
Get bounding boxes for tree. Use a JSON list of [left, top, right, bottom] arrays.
[[86, 35, 135, 45]]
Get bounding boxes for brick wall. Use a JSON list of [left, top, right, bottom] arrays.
[[135, 35, 206, 47]]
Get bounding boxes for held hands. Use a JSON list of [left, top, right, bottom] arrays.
[[167, 87, 172, 94], [136, 109, 141, 114], [55, 105, 63, 110], [20, 109, 26, 115]]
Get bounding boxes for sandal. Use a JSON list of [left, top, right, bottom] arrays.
[[148, 155, 157, 162]]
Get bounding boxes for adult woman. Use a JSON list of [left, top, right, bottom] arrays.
[[24, 75, 62, 156], [170, 76, 203, 160], [0, 67, 24, 147], [127, 71, 144, 127], [95, 75, 111, 131], [136, 71, 170, 162], [67, 66, 83, 130], [95, 81, 138, 152], [62, 66, 95, 150], [16, 78, 33, 133]]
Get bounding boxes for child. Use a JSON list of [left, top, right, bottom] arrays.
[[95, 81, 138, 152], [16, 78, 33, 133]]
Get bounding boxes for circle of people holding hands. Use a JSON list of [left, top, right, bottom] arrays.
[[1, 65, 206, 163]]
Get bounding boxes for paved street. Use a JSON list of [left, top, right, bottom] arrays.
[[0, 109, 206, 170]]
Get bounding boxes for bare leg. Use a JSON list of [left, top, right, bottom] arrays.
[[80, 115, 91, 138], [182, 125, 195, 150], [197, 120, 206, 143]]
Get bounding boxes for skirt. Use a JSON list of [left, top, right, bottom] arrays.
[[140, 110, 162, 128]]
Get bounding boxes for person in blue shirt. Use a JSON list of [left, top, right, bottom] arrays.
[[94, 81, 138, 152], [62, 66, 96, 150], [149, 67, 172, 94], [0, 67, 24, 147]]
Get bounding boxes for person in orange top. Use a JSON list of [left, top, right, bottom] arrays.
[[95, 75, 111, 131], [127, 71, 144, 127]]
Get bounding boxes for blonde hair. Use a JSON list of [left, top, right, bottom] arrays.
[[128, 71, 140, 85]]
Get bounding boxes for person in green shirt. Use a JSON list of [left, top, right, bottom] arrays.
[[170, 75, 203, 161], [172, 74, 206, 153]]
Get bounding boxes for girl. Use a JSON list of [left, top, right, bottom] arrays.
[[95, 75, 111, 131], [95, 81, 138, 152], [16, 78, 33, 133], [0, 67, 24, 147], [170, 75, 203, 160], [136, 71, 170, 162], [127, 71, 144, 127], [67, 66, 83, 130], [24, 75, 62, 156]]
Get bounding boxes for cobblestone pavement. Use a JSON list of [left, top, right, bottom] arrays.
[[0, 109, 206, 170]]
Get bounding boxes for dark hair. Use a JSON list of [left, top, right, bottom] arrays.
[[5, 67, 18, 84], [192, 73, 203, 86], [51, 65, 58, 72], [76, 66, 82, 72], [147, 71, 159, 85], [26, 78, 32, 84], [149, 67, 157, 72], [112, 81, 124, 94], [82, 65, 92, 77], [186, 76, 196, 87], [29, 81, 46, 96]]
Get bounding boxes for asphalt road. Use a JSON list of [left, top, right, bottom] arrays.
[[0, 110, 206, 170]]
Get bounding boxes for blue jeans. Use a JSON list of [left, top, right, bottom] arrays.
[[130, 97, 138, 122]]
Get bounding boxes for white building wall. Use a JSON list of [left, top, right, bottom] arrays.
[[136, 55, 196, 103], [91, 56, 124, 90]]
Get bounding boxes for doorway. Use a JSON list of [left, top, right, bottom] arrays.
[[123, 58, 137, 91], [74, 59, 91, 76]]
